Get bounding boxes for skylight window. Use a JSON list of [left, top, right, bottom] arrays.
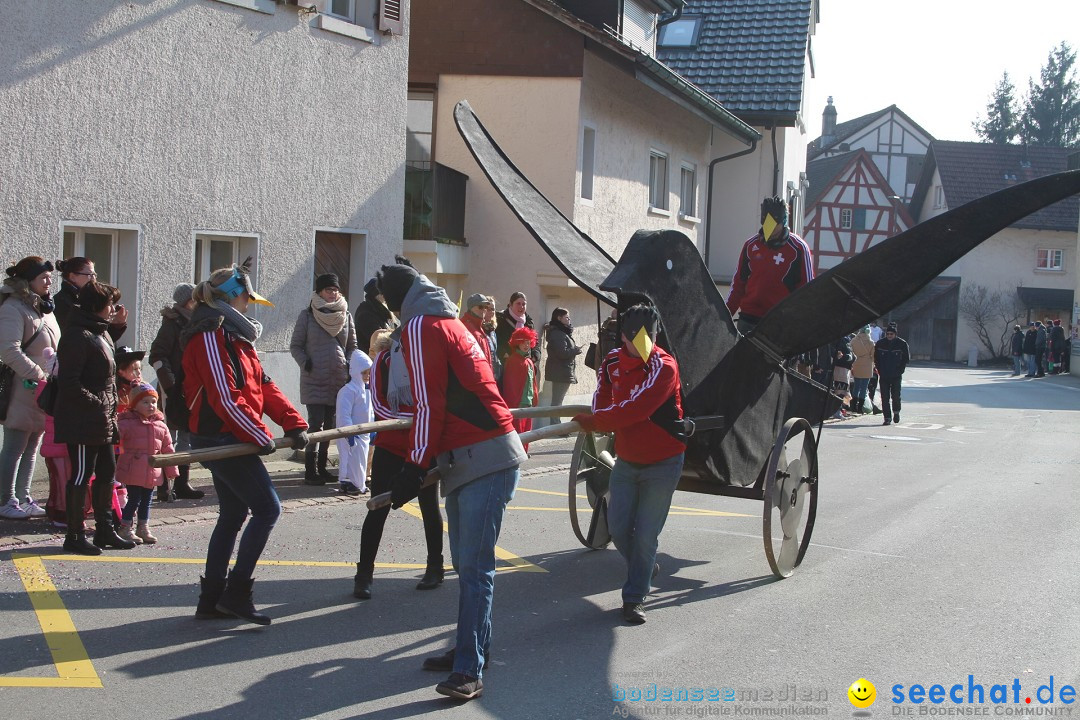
[[657, 16, 703, 48]]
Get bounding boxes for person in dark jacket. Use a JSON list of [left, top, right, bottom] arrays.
[[290, 273, 357, 485], [1034, 321, 1048, 377], [830, 335, 855, 418], [874, 323, 910, 426], [540, 308, 581, 425], [148, 283, 204, 501], [1022, 322, 1038, 376], [1049, 319, 1066, 374], [354, 277, 397, 353], [1009, 325, 1025, 375], [495, 292, 541, 365], [54, 257, 127, 342], [55, 281, 136, 555], [182, 260, 309, 625]]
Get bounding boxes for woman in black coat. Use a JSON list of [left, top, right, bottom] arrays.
[[354, 278, 397, 353], [54, 257, 128, 341], [148, 283, 204, 501], [540, 308, 581, 422], [55, 281, 135, 555], [495, 292, 541, 365]]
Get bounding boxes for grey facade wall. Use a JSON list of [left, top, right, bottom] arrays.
[[0, 0, 409, 422]]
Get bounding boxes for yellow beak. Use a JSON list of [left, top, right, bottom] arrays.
[[632, 326, 654, 360], [762, 213, 779, 241]]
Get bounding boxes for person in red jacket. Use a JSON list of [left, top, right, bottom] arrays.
[[181, 260, 308, 626], [352, 330, 445, 600], [573, 304, 686, 625], [726, 196, 814, 335], [500, 327, 539, 450], [378, 256, 526, 702]]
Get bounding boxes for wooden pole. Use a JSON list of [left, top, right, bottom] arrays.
[[365, 420, 582, 510], [150, 405, 589, 468]]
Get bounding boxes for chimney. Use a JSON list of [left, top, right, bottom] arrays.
[[822, 96, 837, 145]]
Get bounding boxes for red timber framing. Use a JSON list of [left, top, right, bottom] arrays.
[[803, 150, 914, 274]]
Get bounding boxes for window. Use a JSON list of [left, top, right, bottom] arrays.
[[933, 185, 946, 209], [679, 163, 696, 218], [657, 17, 703, 48], [580, 126, 596, 201], [193, 232, 259, 283], [406, 90, 434, 165], [1036, 249, 1064, 271], [314, 0, 379, 41], [327, 0, 354, 20], [839, 208, 853, 230], [853, 208, 867, 230], [649, 151, 668, 210], [62, 222, 140, 345], [64, 228, 117, 285]]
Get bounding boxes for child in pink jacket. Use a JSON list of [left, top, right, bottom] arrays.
[[116, 383, 178, 544]]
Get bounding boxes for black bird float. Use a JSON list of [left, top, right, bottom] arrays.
[[453, 99, 1080, 577]]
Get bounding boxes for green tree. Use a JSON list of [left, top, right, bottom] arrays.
[[973, 72, 1019, 144], [1020, 42, 1080, 147]]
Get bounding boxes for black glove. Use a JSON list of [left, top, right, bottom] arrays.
[[390, 462, 426, 509], [284, 427, 310, 450], [304, 358, 313, 372], [258, 441, 277, 456]]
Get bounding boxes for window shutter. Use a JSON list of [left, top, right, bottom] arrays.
[[378, 0, 402, 34]]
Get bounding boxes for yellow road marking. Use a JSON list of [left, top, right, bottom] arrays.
[[398, 502, 545, 573], [6, 555, 102, 689]]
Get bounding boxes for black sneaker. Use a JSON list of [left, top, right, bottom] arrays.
[[893, 413, 900, 423], [422, 648, 489, 671], [436, 672, 483, 701], [622, 602, 646, 624], [339, 483, 361, 497]]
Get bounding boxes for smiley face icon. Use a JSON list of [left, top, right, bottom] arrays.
[[848, 678, 876, 708]]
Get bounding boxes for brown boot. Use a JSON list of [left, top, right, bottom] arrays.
[[118, 522, 143, 545], [135, 522, 157, 544]]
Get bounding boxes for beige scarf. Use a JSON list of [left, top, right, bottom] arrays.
[[310, 292, 348, 338]]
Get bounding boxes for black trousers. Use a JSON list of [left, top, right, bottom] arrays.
[[305, 404, 335, 468], [879, 377, 902, 418], [358, 447, 443, 570], [66, 443, 116, 528]]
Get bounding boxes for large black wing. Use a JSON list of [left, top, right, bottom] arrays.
[[453, 100, 617, 306], [751, 170, 1080, 358]]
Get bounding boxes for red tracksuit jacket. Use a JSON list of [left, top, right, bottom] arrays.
[[726, 231, 814, 320], [592, 346, 686, 464], [400, 315, 516, 468], [183, 326, 306, 445]]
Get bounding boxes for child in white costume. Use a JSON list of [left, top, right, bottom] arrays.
[[336, 349, 373, 495]]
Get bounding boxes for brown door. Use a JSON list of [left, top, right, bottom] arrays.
[[314, 231, 351, 295]]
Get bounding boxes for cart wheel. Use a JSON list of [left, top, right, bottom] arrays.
[[568, 431, 614, 549], [762, 417, 818, 579]]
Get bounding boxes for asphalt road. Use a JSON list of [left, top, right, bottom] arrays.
[[1, 365, 1078, 719]]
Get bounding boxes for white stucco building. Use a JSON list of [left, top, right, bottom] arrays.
[[0, 0, 410, 415]]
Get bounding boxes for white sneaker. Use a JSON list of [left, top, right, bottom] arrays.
[[0, 497, 29, 520], [21, 498, 46, 518]]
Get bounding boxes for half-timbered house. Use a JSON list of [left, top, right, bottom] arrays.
[[803, 148, 913, 274]]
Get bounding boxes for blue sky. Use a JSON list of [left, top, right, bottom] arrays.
[[806, 0, 1080, 141]]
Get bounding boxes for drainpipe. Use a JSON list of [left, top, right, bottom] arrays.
[[770, 125, 780, 196], [703, 138, 759, 275]]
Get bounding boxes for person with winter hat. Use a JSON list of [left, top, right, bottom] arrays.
[[114, 346, 145, 414], [115, 383, 179, 545], [182, 259, 309, 625], [378, 255, 526, 701], [290, 273, 357, 485], [355, 277, 398, 354], [149, 282, 204, 501], [500, 326, 539, 451], [0, 256, 61, 519], [461, 293, 495, 368], [572, 304, 686, 625], [335, 349, 373, 496], [54, 281, 136, 554], [850, 326, 876, 413], [874, 322, 910, 425]]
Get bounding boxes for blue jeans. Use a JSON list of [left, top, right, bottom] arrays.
[[121, 485, 153, 524], [0, 428, 42, 504], [1012, 355, 1023, 374], [191, 433, 282, 582], [1027, 354, 1037, 375], [607, 453, 684, 604], [850, 377, 870, 410], [444, 466, 519, 679]]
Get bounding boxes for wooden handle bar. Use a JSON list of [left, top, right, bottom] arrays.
[[365, 420, 582, 511], [150, 405, 590, 468]]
